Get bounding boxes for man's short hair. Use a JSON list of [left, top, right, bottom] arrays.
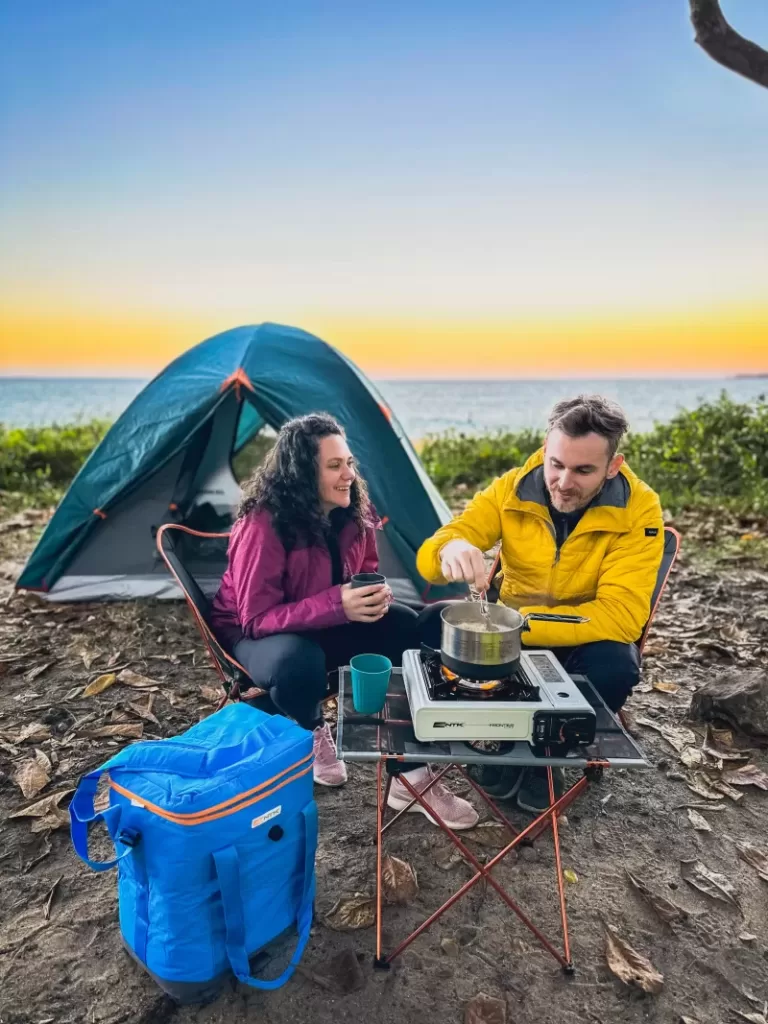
[[547, 395, 629, 459]]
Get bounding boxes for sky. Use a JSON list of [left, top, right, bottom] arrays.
[[1, 0, 767, 378]]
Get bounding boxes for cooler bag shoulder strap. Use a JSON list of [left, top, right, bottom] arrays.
[[213, 801, 318, 991]]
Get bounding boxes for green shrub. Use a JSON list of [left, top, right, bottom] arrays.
[[0, 420, 111, 500], [623, 393, 768, 514], [419, 428, 544, 492]]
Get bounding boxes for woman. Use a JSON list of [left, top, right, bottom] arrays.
[[211, 413, 477, 829]]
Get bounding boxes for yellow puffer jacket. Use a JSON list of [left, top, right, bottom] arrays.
[[416, 449, 664, 649]]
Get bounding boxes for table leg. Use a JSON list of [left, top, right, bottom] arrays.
[[384, 770, 572, 969], [548, 766, 573, 971]]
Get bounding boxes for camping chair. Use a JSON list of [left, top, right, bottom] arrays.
[[155, 524, 265, 705], [484, 524, 682, 654]]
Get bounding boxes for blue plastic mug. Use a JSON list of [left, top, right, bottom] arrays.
[[349, 654, 393, 715]]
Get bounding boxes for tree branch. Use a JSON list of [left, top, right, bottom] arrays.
[[689, 0, 768, 89]]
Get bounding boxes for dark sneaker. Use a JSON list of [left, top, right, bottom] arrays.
[[469, 764, 524, 800], [516, 767, 565, 815]]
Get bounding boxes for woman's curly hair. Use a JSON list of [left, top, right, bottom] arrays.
[[237, 413, 372, 549]]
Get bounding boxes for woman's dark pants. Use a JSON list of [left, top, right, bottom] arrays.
[[233, 603, 419, 730]]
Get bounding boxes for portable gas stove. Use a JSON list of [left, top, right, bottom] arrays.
[[402, 647, 596, 751]]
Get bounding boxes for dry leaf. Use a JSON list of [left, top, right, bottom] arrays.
[[687, 809, 712, 832], [625, 870, 688, 926], [722, 764, 768, 790], [468, 821, 511, 849], [382, 855, 419, 904], [116, 669, 159, 689], [14, 757, 51, 799], [80, 649, 102, 670], [652, 681, 679, 694], [464, 992, 507, 1024], [107, 650, 123, 668], [734, 1014, 768, 1024], [200, 686, 223, 703], [86, 723, 144, 739], [680, 747, 706, 769], [681, 859, 739, 907], [563, 869, 579, 884], [34, 748, 52, 772], [324, 894, 376, 931], [702, 725, 753, 762], [712, 779, 745, 803], [685, 774, 726, 801], [603, 922, 664, 994], [739, 932, 758, 942], [641, 641, 669, 657], [434, 844, 465, 870], [736, 842, 768, 883], [23, 662, 54, 683], [15, 723, 52, 745], [82, 673, 117, 697], [10, 790, 72, 821], [635, 717, 696, 753], [127, 699, 161, 727], [719, 622, 750, 645], [680, 1018, 702, 1024]]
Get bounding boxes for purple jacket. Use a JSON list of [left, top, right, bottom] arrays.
[[210, 508, 380, 648]]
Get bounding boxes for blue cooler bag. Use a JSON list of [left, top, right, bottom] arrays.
[[69, 703, 317, 1003]]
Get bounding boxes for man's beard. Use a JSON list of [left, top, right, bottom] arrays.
[[546, 476, 607, 513]]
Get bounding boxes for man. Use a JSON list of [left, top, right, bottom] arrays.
[[416, 395, 664, 813]]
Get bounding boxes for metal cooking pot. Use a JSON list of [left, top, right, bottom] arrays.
[[440, 602, 589, 680]]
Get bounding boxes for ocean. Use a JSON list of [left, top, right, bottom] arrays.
[[0, 376, 766, 438]]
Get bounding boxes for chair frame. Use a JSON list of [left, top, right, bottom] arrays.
[[155, 523, 266, 704]]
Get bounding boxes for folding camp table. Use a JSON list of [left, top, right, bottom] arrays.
[[335, 666, 647, 974]]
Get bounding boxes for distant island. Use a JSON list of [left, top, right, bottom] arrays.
[[734, 373, 768, 379]]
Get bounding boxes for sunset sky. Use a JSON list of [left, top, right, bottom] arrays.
[[1, 1, 767, 378]]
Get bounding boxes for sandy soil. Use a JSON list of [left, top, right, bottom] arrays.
[[1, 510, 767, 1024]]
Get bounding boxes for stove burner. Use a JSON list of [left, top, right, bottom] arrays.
[[440, 665, 506, 693], [421, 647, 541, 703]]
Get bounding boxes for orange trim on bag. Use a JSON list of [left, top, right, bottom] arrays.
[[378, 402, 392, 423], [109, 755, 314, 825], [379, 516, 389, 526], [94, 508, 107, 519]]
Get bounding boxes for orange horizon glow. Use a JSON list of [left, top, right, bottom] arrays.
[[1, 302, 767, 378]]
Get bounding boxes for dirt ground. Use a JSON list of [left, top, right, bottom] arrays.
[[1, 508, 768, 1024]]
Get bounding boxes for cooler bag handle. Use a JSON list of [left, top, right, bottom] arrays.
[[70, 767, 137, 872], [213, 801, 318, 991]]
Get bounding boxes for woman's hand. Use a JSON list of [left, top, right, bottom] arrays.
[[341, 583, 390, 622]]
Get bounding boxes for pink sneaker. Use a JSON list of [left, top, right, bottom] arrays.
[[312, 723, 348, 787], [387, 767, 479, 830]]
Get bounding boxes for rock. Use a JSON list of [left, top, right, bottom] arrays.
[[456, 926, 479, 946], [465, 992, 506, 1024], [518, 845, 538, 863], [441, 937, 461, 957], [329, 947, 366, 993], [690, 668, 768, 737]]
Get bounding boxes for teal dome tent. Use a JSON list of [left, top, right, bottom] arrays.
[[17, 323, 465, 607]]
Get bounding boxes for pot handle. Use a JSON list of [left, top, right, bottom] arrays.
[[523, 613, 590, 629]]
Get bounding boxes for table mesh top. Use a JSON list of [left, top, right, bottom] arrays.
[[336, 667, 646, 768]]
